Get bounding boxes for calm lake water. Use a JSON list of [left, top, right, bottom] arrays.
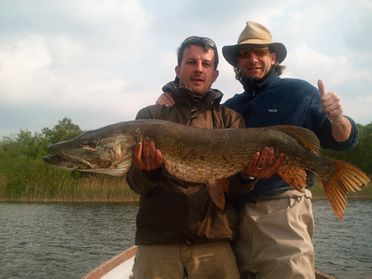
[[0, 200, 371, 279]]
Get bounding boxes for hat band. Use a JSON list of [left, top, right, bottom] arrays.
[[238, 38, 272, 45]]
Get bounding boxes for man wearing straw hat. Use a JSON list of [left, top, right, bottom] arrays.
[[157, 21, 358, 279], [221, 21, 358, 279]]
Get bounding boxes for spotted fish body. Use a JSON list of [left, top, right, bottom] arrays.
[[44, 119, 370, 219]]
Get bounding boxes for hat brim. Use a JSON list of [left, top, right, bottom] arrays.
[[222, 42, 287, 67]]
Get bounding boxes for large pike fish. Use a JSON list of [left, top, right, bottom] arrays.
[[44, 119, 370, 219]]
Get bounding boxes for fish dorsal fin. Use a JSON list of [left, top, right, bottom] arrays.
[[270, 125, 320, 154]]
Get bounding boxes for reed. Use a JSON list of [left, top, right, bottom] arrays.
[[0, 156, 370, 202], [0, 157, 139, 202]]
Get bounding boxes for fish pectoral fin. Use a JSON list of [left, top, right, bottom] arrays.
[[207, 179, 229, 209], [80, 168, 126, 176], [277, 166, 307, 192], [115, 155, 133, 175], [323, 159, 371, 220]]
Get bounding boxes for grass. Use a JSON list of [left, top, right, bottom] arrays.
[[0, 156, 370, 202], [0, 157, 139, 202]]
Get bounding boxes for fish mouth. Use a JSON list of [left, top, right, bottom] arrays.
[[43, 154, 125, 176], [43, 154, 80, 171], [44, 154, 62, 164]]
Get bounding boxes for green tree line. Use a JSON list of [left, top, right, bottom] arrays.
[[0, 118, 138, 202], [0, 118, 371, 202]]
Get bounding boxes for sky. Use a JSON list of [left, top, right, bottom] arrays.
[[1, 0, 371, 138]]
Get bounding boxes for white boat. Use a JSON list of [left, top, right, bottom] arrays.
[[82, 245, 335, 279], [82, 246, 137, 279]]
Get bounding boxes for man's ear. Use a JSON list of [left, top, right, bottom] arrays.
[[175, 65, 180, 77], [212, 70, 219, 83], [270, 53, 277, 65]]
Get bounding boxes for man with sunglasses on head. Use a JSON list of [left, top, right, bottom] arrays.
[[157, 22, 358, 279], [126, 36, 282, 279]]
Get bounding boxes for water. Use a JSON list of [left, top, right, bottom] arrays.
[[0, 200, 371, 279], [0, 203, 137, 279], [313, 200, 372, 279]]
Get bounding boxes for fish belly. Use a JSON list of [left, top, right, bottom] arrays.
[[163, 151, 248, 183]]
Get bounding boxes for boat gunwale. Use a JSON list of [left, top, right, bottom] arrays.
[[82, 246, 137, 279], [82, 245, 335, 279]]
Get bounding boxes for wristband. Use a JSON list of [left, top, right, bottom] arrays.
[[328, 114, 344, 123]]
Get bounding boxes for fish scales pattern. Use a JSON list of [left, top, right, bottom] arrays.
[[44, 119, 370, 219]]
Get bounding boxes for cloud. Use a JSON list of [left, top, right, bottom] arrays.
[[0, 34, 52, 104], [0, 0, 156, 136], [0, 0, 371, 138]]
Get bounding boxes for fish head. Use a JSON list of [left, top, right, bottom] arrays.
[[44, 130, 136, 176]]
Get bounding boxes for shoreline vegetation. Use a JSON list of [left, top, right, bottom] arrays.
[[1, 117, 371, 203], [0, 162, 140, 203], [0, 163, 371, 203], [0, 182, 372, 203]]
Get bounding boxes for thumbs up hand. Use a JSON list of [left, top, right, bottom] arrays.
[[317, 80, 344, 123]]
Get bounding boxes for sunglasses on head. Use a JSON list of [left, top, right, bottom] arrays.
[[181, 36, 217, 49]]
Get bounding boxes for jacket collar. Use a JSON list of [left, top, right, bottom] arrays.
[[172, 87, 223, 110], [240, 67, 278, 96]]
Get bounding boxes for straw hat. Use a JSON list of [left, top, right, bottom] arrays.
[[222, 21, 287, 66]]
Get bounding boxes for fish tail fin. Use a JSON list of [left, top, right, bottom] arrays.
[[207, 179, 229, 209], [322, 159, 370, 220], [278, 166, 308, 192]]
